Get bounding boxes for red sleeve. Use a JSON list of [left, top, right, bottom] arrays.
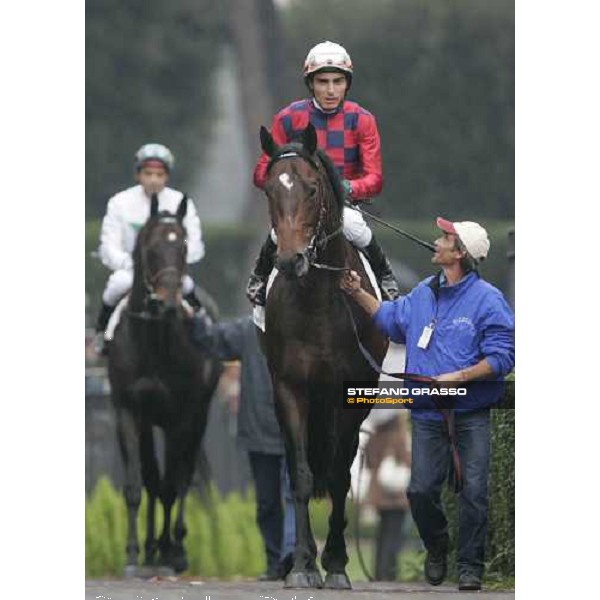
[[253, 113, 290, 190], [350, 113, 383, 200]]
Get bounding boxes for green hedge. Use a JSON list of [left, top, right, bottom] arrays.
[[85, 477, 265, 578], [86, 477, 335, 578], [442, 374, 515, 581]]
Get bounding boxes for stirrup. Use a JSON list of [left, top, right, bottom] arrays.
[[246, 275, 267, 306], [380, 278, 400, 301]]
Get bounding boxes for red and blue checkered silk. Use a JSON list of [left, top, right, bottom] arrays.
[[254, 99, 383, 200]]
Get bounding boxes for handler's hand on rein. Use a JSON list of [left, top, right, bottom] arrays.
[[340, 270, 362, 295]]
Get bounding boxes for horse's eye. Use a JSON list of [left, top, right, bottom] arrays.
[[308, 187, 317, 198]]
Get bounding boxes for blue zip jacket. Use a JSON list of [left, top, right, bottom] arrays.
[[373, 271, 515, 420]]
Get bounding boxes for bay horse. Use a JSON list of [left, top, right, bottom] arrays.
[[107, 194, 222, 575], [258, 123, 388, 589]]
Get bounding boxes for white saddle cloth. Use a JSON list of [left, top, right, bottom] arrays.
[[105, 296, 129, 341]]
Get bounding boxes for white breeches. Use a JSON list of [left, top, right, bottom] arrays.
[[270, 206, 372, 248], [342, 206, 372, 247], [102, 269, 195, 306]]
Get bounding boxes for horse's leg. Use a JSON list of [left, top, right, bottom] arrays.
[[140, 425, 160, 566], [171, 434, 200, 574], [274, 379, 322, 589], [115, 406, 143, 575], [321, 412, 363, 589], [158, 431, 194, 573], [157, 439, 176, 570], [172, 494, 188, 573]]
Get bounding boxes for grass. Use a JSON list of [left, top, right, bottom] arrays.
[[86, 477, 514, 589]]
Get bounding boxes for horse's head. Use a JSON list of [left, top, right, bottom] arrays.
[[134, 194, 188, 313], [260, 123, 344, 280]]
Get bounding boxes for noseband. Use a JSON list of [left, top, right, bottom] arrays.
[[144, 266, 182, 295]]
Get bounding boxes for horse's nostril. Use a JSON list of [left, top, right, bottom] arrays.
[[276, 252, 309, 279]]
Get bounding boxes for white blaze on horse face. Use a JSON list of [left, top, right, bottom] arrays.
[[167, 232, 178, 242], [278, 173, 294, 191]]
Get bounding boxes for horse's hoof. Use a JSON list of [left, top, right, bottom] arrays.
[[324, 572, 352, 589], [308, 570, 324, 588], [285, 570, 323, 589], [285, 572, 311, 588], [170, 555, 188, 574]]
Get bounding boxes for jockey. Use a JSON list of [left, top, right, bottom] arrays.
[[248, 40, 400, 305], [94, 143, 206, 347]]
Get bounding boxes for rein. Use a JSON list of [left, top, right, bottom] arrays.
[[347, 202, 436, 253], [308, 225, 347, 272]]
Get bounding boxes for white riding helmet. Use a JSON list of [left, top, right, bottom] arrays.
[[134, 143, 175, 172], [303, 41, 353, 87]]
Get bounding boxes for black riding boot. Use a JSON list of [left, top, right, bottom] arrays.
[[96, 302, 115, 333], [363, 236, 400, 300], [246, 235, 277, 306], [94, 302, 115, 356]]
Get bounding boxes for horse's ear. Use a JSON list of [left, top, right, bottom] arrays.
[[176, 194, 188, 222], [150, 193, 159, 217], [260, 126, 277, 157], [303, 123, 317, 155]]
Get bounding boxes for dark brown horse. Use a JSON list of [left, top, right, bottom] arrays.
[[258, 123, 388, 589], [107, 194, 222, 575]]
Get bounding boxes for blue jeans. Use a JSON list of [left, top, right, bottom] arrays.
[[407, 410, 491, 577], [248, 452, 296, 571], [280, 460, 295, 559]]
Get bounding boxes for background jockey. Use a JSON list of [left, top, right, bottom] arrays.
[[94, 143, 206, 351], [248, 40, 400, 306]]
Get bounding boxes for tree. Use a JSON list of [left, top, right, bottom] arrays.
[[86, 0, 227, 217], [281, 0, 514, 219]]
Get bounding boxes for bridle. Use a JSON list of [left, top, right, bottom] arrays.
[[267, 149, 347, 273], [128, 216, 187, 320], [143, 266, 182, 297]]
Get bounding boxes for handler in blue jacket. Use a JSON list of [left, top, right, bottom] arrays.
[[340, 217, 514, 592]]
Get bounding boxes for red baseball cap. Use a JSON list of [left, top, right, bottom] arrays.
[[436, 217, 457, 234]]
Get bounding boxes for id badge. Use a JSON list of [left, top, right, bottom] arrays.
[[417, 324, 434, 349]]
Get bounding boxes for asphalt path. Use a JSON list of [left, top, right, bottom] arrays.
[[86, 578, 515, 600]]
